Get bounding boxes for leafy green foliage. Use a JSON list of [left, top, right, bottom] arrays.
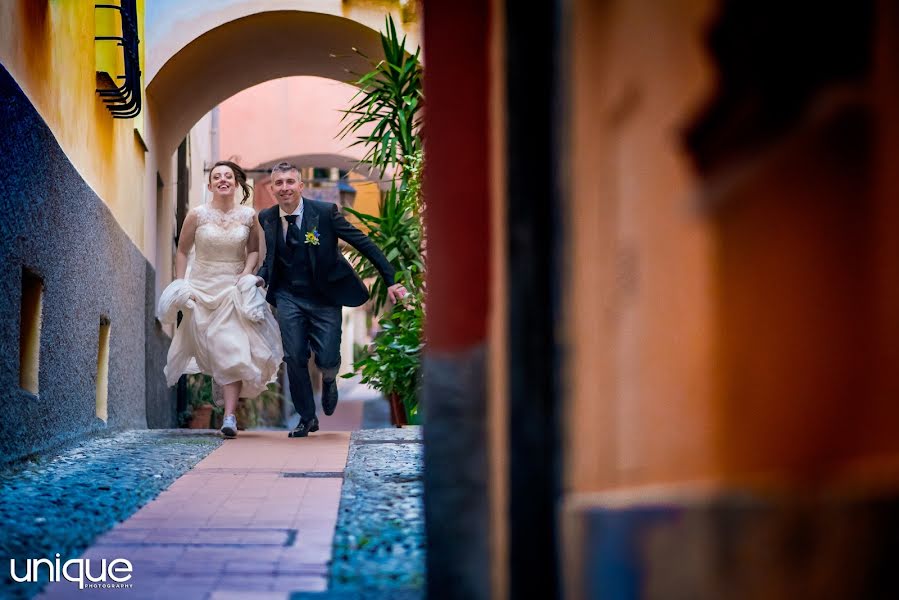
[[344, 297, 423, 423], [187, 373, 214, 408], [339, 16, 423, 179], [338, 15, 424, 423], [344, 181, 423, 315]]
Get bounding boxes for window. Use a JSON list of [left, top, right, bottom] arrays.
[[19, 269, 43, 394]]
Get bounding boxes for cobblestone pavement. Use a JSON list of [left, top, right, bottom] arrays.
[[323, 427, 425, 598], [0, 430, 223, 600]]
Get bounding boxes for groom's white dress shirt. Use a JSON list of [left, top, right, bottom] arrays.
[[279, 201, 304, 242]]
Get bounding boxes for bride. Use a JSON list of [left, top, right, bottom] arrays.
[[159, 160, 283, 438]]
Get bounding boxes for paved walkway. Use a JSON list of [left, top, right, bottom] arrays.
[[38, 386, 380, 600]]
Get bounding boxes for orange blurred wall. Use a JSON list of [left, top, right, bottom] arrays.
[[565, 0, 717, 493]]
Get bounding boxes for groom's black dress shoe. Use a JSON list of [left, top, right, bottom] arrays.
[[322, 378, 338, 416], [288, 416, 319, 438]]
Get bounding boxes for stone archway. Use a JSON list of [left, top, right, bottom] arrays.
[[249, 153, 388, 186], [144, 10, 389, 293], [147, 10, 384, 159]]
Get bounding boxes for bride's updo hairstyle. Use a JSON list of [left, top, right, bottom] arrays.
[[209, 160, 253, 204]]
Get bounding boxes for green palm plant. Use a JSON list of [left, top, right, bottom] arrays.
[[338, 15, 424, 424], [338, 15, 423, 180]]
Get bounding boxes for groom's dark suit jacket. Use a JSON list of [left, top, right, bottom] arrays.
[[256, 198, 395, 307]]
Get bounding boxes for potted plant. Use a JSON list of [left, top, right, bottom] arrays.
[[186, 373, 216, 429], [348, 297, 423, 425]]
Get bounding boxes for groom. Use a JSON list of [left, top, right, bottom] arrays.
[[256, 162, 407, 437]]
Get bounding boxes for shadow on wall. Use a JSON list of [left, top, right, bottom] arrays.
[[19, 0, 50, 84], [0, 63, 169, 464]]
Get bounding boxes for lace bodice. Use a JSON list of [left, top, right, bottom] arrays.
[[193, 204, 256, 264], [164, 202, 282, 399]]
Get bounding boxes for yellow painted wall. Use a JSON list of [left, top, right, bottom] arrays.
[[343, 0, 420, 54], [348, 178, 382, 229], [0, 0, 148, 255]]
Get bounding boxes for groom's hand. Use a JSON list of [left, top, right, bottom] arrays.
[[387, 283, 409, 304], [255, 277, 265, 287]]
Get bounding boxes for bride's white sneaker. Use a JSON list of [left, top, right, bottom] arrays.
[[221, 414, 238, 438]]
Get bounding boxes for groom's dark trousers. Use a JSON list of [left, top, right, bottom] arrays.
[[273, 290, 341, 422]]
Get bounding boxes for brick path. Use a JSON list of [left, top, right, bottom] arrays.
[[37, 390, 374, 600]]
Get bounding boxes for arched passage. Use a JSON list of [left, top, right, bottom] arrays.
[[144, 10, 388, 292], [147, 10, 384, 158], [249, 154, 388, 186], [251, 153, 371, 175]]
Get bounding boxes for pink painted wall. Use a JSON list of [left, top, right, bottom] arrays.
[[218, 76, 367, 170]]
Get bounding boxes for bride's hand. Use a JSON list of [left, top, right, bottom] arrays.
[[235, 274, 263, 290]]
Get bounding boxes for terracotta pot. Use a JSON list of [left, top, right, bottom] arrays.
[[189, 404, 213, 429], [388, 392, 408, 428]]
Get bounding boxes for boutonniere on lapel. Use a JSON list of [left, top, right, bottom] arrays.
[[303, 207, 320, 246]]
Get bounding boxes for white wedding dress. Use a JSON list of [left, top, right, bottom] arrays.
[[162, 204, 283, 398]]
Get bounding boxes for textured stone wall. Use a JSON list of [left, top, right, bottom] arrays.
[[145, 262, 177, 428], [0, 63, 171, 463]]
